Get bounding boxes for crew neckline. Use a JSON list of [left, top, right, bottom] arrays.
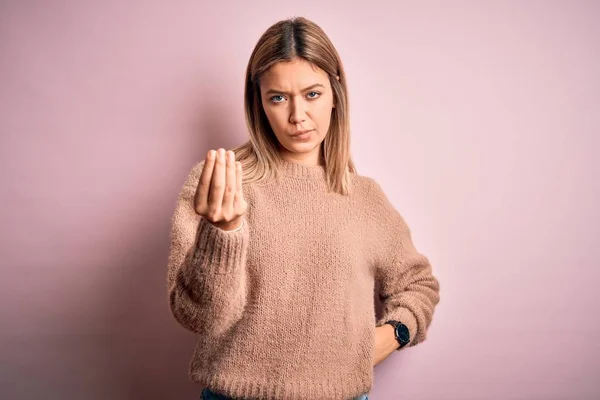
[[277, 157, 327, 180]]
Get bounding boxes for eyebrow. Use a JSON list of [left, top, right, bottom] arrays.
[[264, 83, 325, 96]]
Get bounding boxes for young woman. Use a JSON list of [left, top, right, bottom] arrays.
[[167, 17, 441, 400]]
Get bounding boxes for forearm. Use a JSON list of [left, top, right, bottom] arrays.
[[168, 214, 249, 336], [373, 324, 400, 366]]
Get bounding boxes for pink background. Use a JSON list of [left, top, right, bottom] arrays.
[[1, 1, 599, 399]]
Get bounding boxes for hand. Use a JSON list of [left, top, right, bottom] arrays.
[[194, 148, 247, 231], [373, 324, 399, 366]]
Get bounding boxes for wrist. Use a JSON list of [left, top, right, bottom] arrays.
[[384, 320, 411, 350], [213, 217, 244, 231], [381, 324, 399, 350]]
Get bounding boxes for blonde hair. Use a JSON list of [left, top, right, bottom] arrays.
[[230, 16, 357, 195]]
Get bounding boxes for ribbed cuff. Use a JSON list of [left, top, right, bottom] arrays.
[[189, 216, 249, 276]]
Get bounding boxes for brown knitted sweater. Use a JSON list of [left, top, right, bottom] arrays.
[[166, 157, 440, 400]]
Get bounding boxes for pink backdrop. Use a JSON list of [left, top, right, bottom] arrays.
[[1, 1, 598, 399]]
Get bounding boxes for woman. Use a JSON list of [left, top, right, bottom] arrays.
[[167, 16, 441, 400]]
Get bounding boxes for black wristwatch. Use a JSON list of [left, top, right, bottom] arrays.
[[384, 320, 410, 349]]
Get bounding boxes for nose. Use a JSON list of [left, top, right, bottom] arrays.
[[289, 96, 307, 124]]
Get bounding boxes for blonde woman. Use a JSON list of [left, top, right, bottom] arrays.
[[167, 16, 441, 400]]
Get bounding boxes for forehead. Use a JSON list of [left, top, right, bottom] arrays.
[[260, 59, 329, 87]]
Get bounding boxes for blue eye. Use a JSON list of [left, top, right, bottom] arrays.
[[269, 92, 321, 103]]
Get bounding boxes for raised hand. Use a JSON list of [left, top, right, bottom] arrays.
[[194, 148, 247, 231]]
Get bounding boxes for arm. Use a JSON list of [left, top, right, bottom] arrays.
[[375, 212, 440, 349], [166, 161, 250, 337], [370, 181, 441, 351]]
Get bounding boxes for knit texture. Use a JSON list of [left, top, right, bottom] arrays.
[[166, 157, 440, 400]]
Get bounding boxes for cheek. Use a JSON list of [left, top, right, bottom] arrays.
[[264, 107, 286, 132], [262, 105, 275, 122], [314, 104, 334, 127]]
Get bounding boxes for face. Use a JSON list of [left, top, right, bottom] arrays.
[[259, 58, 337, 165]]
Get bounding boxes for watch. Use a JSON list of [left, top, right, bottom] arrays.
[[384, 320, 410, 349]]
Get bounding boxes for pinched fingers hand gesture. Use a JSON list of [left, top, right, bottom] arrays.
[[194, 148, 247, 231]]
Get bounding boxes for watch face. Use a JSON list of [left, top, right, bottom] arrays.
[[395, 323, 410, 344]]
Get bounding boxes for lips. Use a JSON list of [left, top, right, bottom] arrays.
[[290, 129, 313, 136]]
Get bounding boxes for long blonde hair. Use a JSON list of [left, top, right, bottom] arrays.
[[230, 16, 357, 195]]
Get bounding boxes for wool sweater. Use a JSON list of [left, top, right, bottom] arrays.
[[166, 157, 440, 400]]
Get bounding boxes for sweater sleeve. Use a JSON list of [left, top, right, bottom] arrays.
[[371, 181, 441, 349], [166, 160, 250, 337]]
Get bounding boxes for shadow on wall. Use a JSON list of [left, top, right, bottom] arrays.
[[42, 103, 241, 400], [86, 103, 240, 399]]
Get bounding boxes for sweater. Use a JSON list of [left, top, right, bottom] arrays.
[[166, 157, 441, 400]]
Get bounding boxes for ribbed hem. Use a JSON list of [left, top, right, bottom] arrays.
[[376, 306, 418, 349], [277, 157, 327, 180], [193, 370, 372, 400], [190, 216, 249, 275]]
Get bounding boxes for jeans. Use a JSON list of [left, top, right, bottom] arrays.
[[201, 387, 369, 400]]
